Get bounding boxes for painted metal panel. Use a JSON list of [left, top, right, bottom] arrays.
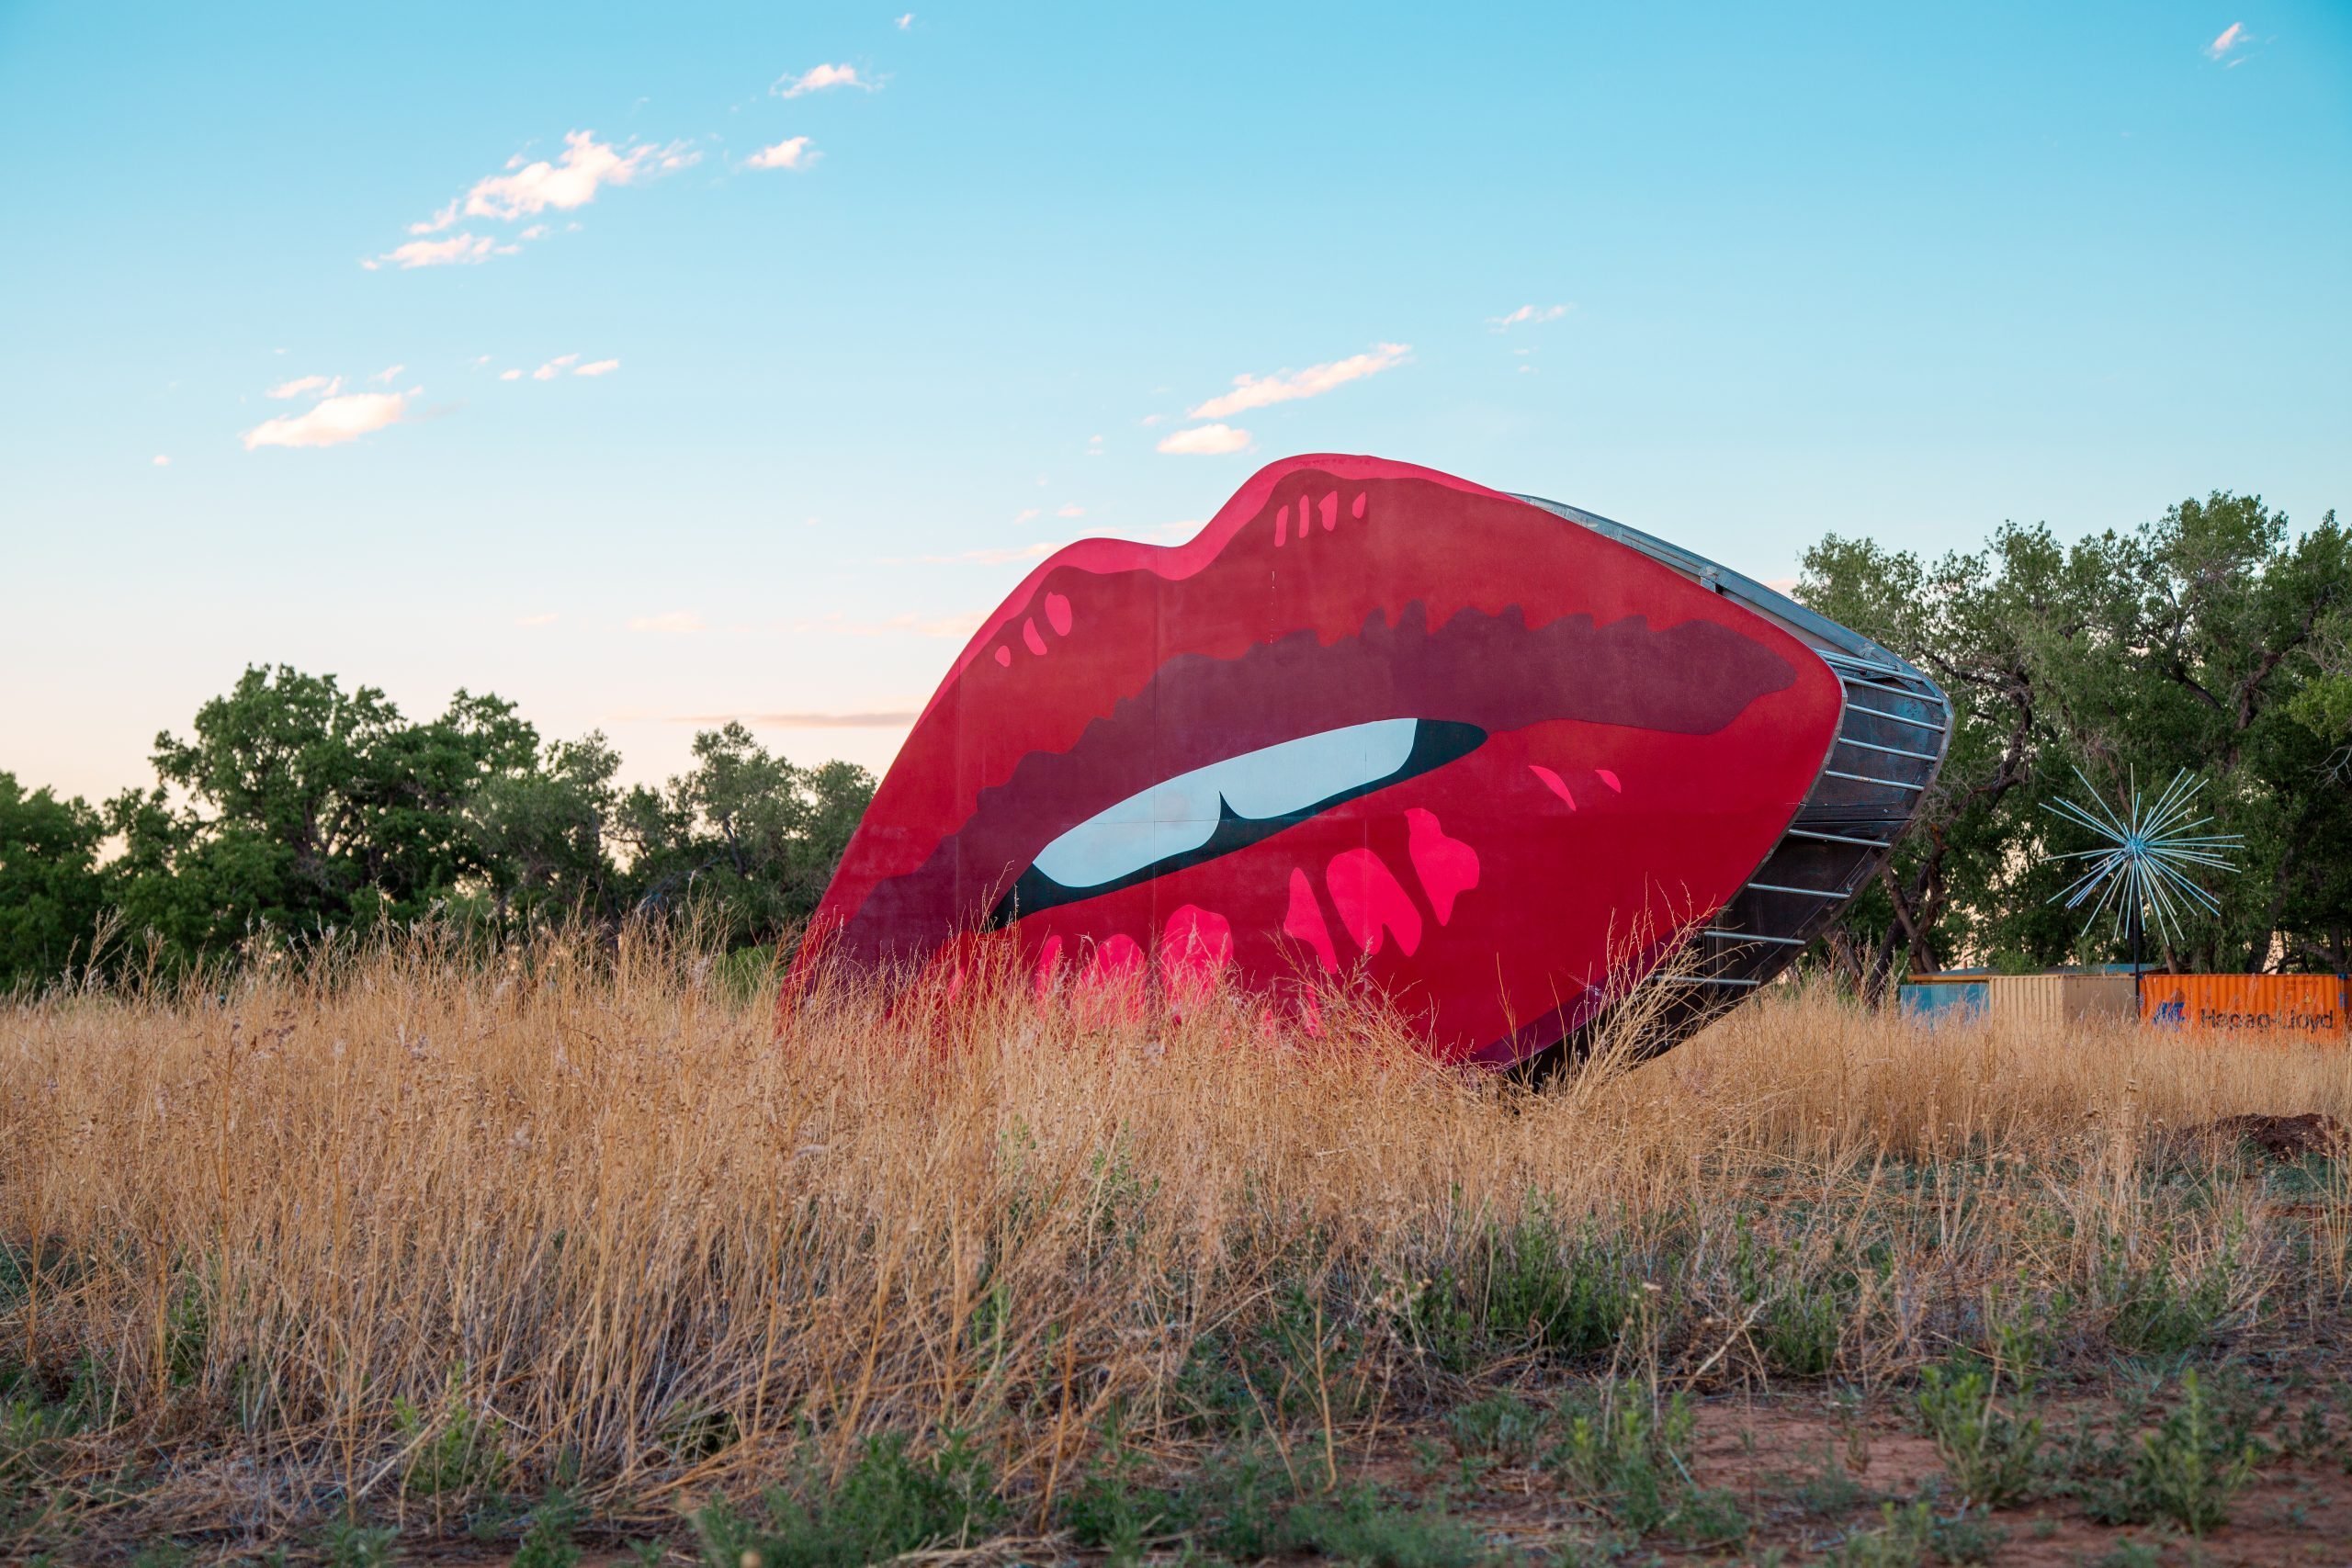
[[1988, 974, 2139, 1029], [1901, 981, 1988, 1026], [2142, 975, 2350, 1039], [793, 455, 1947, 1066]]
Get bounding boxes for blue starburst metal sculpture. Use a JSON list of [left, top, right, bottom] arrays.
[[2043, 768, 2241, 989]]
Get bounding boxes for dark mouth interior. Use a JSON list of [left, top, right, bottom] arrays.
[[989, 719, 1486, 923]]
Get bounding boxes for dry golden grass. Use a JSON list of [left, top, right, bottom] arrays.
[[3, 932, 2348, 1557]]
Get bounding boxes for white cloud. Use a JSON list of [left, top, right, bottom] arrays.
[[775, 62, 873, 97], [1187, 343, 1410, 421], [368, 232, 514, 270], [532, 355, 581, 381], [469, 355, 492, 367], [1157, 423, 1253, 456], [2206, 20, 2246, 58], [418, 130, 697, 230], [371, 364, 404, 383], [499, 368, 523, 381], [1013, 506, 1041, 525], [243, 391, 410, 452], [152, 455, 170, 467], [628, 611, 706, 634], [1056, 503, 1085, 518], [895, 13, 913, 28], [574, 358, 620, 377], [744, 135, 816, 171], [516, 613, 559, 627], [266, 374, 341, 400], [1488, 303, 1570, 329]]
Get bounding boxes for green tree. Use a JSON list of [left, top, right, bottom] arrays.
[[462, 731, 625, 929], [106, 665, 540, 955], [1800, 493, 2351, 987], [0, 773, 107, 989], [616, 722, 875, 949]]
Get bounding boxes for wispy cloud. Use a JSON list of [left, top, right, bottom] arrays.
[[499, 368, 523, 381], [152, 455, 170, 467], [243, 391, 410, 452], [1187, 343, 1410, 421], [574, 358, 620, 377], [1487, 303, 1570, 329], [421, 130, 698, 229], [2206, 20, 2247, 59], [1157, 423, 1253, 456], [745, 136, 816, 170], [266, 374, 342, 400], [670, 709, 917, 728], [532, 355, 581, 381], [895, 13, 913, 28], [365, 232, 515, 270], [775, 62, 873, 97], [1055, 503, 1085, 518], [628, 611, 706, 634], [808, 610, 986, 639], [371, 364, 405, 383]]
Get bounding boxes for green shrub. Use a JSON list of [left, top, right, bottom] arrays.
[[1547, 1380, 1745, 1544], [1281, 1483, 1484, 1568], [694, 1431, 1005, 1568], [1915, 1363, 2043, 1506], [1444, 1392, 1551, 1466]]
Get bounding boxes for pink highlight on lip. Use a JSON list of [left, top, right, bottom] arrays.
[[1080, 932, 1145, 991], [1404, 807, 1480, 925], [1023, 618, 1048, 656], [1160, 903, 1234, 995], [1283, 866, 1340, 971], [1595, 768, 1622, 793], [1529, 764, 1577, 809], [1045, 592, 1073, 637], [1033, 933, 1064, 996], [1274, 504, 1289, 546], [1351, 491, 1367, 519], [1326, 848, 1424, 957], [993, 646, 1012, 667], [1319, 491, 1338, 530]]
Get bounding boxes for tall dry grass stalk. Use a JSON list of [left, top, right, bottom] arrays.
[[3, 931, 2347, 1550]]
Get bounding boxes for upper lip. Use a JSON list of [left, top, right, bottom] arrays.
[[820, 455, 1800, 968]]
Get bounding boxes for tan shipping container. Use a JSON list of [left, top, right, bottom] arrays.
[[1985, 973, 2139, 1029]]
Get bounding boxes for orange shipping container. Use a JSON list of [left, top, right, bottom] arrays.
[[2142, 975, 2350, 1039]]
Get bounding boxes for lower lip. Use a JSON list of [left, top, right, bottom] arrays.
[[1013, 704, 1826, 1063]]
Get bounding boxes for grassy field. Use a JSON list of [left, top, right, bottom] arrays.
[[5, 936, 2351, 1566]]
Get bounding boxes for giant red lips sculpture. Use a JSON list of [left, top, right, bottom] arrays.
[[792, 455, 1951, 1066]]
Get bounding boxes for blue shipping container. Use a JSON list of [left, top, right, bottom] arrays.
[[1900, 980, 1988, 1025]]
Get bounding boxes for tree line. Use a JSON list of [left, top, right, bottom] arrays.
[[0, 668, 874, 987], [3, 491, 2345, 998], [1797, 491, 2349, 998]]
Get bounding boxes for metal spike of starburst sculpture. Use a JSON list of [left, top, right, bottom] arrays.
[[2043, 768, 2241, 992]]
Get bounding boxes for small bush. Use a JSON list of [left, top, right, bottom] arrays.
[[1282, 1483, 1484, 1568], [2123, 1371, 2258, 1536], [1548, 1380, 1745, 1544], [1916, 1363, 2043, 1506], [694, 1431, 1006, 1568], [393, 1371, 509, 1500], [1444, 1392, 1551, 1466]]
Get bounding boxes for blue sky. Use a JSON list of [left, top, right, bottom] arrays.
[[4, 2, 2346, 804]]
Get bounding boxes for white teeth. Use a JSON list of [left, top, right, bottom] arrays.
[[1029, 718, 1419, 889]]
